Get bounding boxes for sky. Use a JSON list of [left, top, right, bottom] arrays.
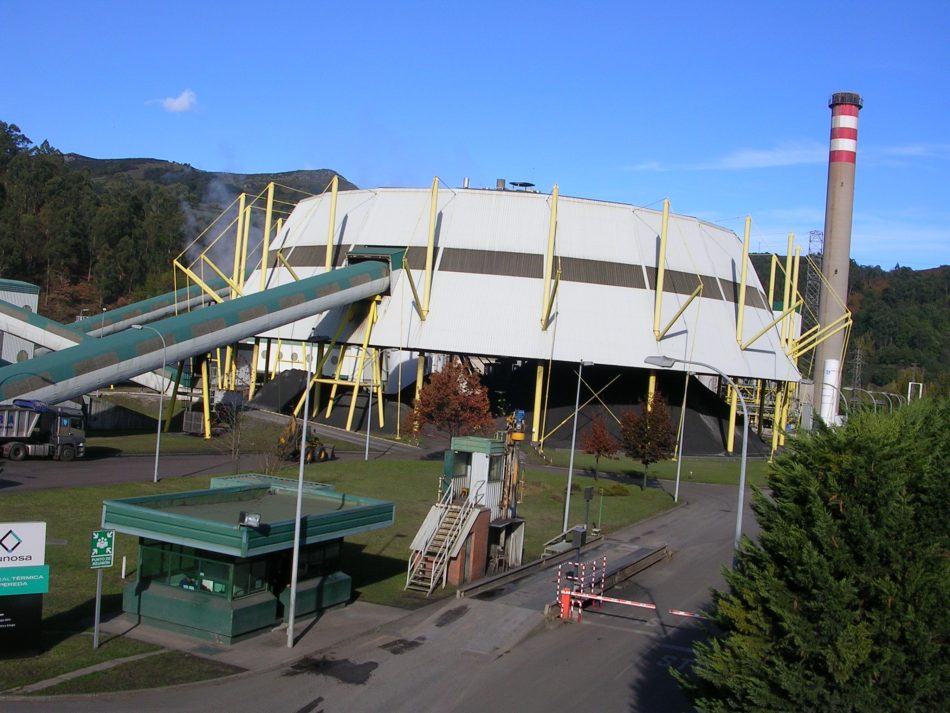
[[3, 1, 949, 269]]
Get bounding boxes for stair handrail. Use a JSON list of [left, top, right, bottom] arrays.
[[425, 480, 485, 595], [405, 483, 455, 588]]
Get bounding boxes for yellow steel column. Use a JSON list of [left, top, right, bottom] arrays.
[[248, 338, 260, 400], [791, 245, 802, 317], [541, 185, 559, 330], [326, 175, 339, 271], [270, 339, 282, 380], [201, 358, 212, 440], [781, 234, 794, 347], [421, 177, 438, 319], [262, 338, 272, 386], [652, 199, 670, 339], [260, 183, 274, 291], [238, 205, 251, 290], [215, 348, 223, 389], [531, 364, 544, 443], [312, 343, 324, 418], [165, 362, 184, 434], [374, 349, 385, 428], [346, 299, 378, 432], [735, 215, 752, 343], [647, 372, 657, 411], [231, 194, 246, 298], [770, 386, 784, 459], [779, 383, 791, 447], [325, 345, 348, 418], [414, 353, 426, 404], [767, 254, 778, 309], [726, 383, 738, 454]]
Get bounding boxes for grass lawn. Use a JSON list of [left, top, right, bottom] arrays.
[[538, 450, 772, 489], [0, 455, 675, 693]]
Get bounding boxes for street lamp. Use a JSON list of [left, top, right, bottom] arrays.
[[132, 325, 166, 484], [645, 355, 748, 553], [288, 329, 318, 648], [563, 360, 594, 534]]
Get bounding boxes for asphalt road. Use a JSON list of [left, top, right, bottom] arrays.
[[4, 480, 754, 713]]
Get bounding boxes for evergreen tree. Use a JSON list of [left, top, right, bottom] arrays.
[[678, 398, 950, 712]]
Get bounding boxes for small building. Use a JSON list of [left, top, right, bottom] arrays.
[[407, 433, 525, 595], [103, 474, 394, 644]]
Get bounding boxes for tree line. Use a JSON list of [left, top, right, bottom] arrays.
[[0, 121, 183, 318]]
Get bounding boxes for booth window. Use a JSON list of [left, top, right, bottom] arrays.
[[139, 541, 232, 598], [297, 540, 342, 579], [232, 558, 268, 598], [488, 455, 504, 482]]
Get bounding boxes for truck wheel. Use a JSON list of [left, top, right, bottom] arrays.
[[8, 443, 26, 461], [60, 445, 76, 462]]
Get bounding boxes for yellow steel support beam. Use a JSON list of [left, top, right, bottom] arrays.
[[201, 358, 212, 440], [172, 260, 225, 304], [326, 174, 339, 271], [781, 233, 794, 346], [531, 364, 544, 443], [769, 386, 783, 460], [540, 266, 561, 330], [415, 353, 426, 405], [791, 246, 802, 318], [248, 338, 260, 400], [542, 375, 620, 443], [767, 254, 779, 309], [238, 205, 251, 291], [652, 199, 671, 339], [726, 383, 738, 454], [374, 349, 385, 428], [791, 313, 851, 359], [270, 338, 282, 380], [200, 254, 242, 295], [275, 250, 301, 282], [165, 362, 184, 434], [325, 345, 348, 418], [421, 177, 438, 319], [402, 256, 426, 321], [735, 215, 752, 343], [313, 343, 324, 419], [740, 302, 799, 350], [260, 183, 275, 292], [346, 298, 379, 432], [647, 371, 657, 411], [657, 283, 703, 340], [541, 185, 559, 330], [231, 194, 246, 299]]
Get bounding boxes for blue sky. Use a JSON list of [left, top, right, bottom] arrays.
[[3, 1, 948, 269]]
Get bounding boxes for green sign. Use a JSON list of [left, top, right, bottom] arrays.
[[0, 565, 50, 595], [90, 530, 115, 569]]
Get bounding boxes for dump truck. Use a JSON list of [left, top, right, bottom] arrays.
[[0, 399, 85, 461]]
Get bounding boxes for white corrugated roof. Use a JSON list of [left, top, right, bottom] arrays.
[[246, 187, 799, 382]]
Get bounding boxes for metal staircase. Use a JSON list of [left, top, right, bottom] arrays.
[[406, 484, 483, 596]]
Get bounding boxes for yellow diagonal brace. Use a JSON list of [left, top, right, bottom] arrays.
[[540, 266, 561, 329], [402, 255, 426, 321], [276, 250, 301, 282], [657, 283, 703, 340], [173, 260, 225, 304], [741, 302, 799, 351], [200, 254, 243, 296]]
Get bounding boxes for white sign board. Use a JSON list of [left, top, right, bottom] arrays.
[[0, 521, 46, 568]]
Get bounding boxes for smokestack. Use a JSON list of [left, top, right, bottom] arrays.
[[814, 92, 863, 424]]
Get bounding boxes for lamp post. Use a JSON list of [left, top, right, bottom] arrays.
[[563, 360, 593, 533], [288, 330, 318, 648], [645, 355, 748, 553], [132, 325, 166, 484]]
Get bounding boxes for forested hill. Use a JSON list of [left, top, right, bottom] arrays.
[[0, 121, 352, 320], [751, 255, 950, 397]]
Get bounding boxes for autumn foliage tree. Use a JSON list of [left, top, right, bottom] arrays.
[[620, 392, 676, 490], [580, 412, 618, 479], [414, 357, 494, 443]]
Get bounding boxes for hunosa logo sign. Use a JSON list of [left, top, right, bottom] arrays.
[[0, 530, 32, 561], [0, 522, 46, 569]]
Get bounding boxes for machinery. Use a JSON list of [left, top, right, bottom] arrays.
[[275, 415, 334, 463], [0, 399, 85, 461]]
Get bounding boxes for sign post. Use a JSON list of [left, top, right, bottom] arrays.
[[90, 529, 115, 649]]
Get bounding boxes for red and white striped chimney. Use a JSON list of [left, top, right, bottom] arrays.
[[814, 92, 863, 424]]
